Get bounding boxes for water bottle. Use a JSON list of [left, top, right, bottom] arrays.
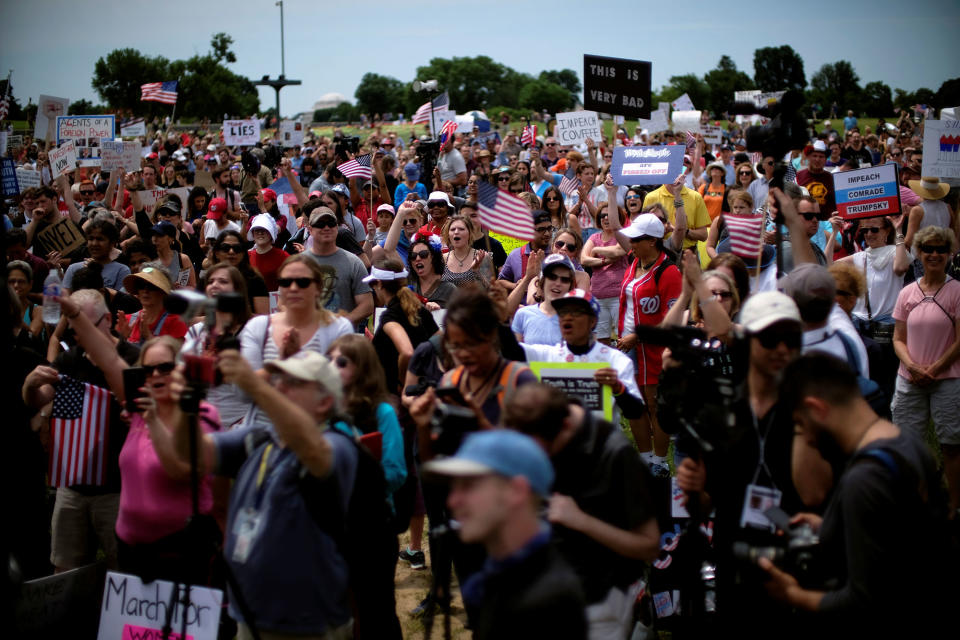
[[42, 270, 62, 324]]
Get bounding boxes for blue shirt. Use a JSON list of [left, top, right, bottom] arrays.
[[511, 304, 561, 346], [394, 181, 427, 205]]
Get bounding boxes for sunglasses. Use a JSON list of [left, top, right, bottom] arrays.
[[891, 152, 902, 157], [544, 196, 560, 202], [800, 212, 819, 221], [738, 172, 752, 177], [860, 227, 882, 234], [80, 190, 95, 196], [754, 329, 801, 350], [544, 272, 573, 284], [143, 361, 176, 376], [919, 244, 950, 254], [535, 225, 556, 234], [278, 277, 315, 288], [402, 218, 419, 226], [427, 201, 446, 208], [625, 194, 642, 200], [311, 218, 338, 229], [412, 249, 431, 260], [217, 243, 243, 253], [545, 142, 557, 146], [498, 176, 511, 182], [554, 240, 575, 250], [509, 188, 523, 194]]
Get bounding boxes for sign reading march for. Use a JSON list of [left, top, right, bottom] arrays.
[[835, 163, 902, 220], [609, 146, 685, 186], [583, 54, 652, 119], [554, 110, 602, 146]]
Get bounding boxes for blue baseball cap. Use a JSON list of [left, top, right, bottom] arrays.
[[425, 431, 554, 497], [330, 183, 350, 197], [551, 288, 601, 317]]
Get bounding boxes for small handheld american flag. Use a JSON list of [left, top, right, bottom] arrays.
[[724, 213, 767, 259], [49, 375, 111, 487], [521, 125, 537, 148], [439, 119, 458, 146], [558, 169, 581, 197], [476, 181, 535, 241], [337, 154, 373, 180]]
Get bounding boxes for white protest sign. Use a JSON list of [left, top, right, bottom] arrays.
[[701, 124, 723, 145], [16, 167, 42, 189], [137, 188, 166, 216], [6, 134, 24, 152], [279, 119, 304, 147], [100, 139, 142, 172], [923, 119, 960, 186], [120, 118, 146, 137], [57, 116, 115, 167], [671, 93, 695, 112], [430, 109, 456, 135], [49, 141, 78, 179], [672, 110, 702, 135], [0, 132, 6, 157], [555, 110, 602, 146], [613, 115, 625, 125], [637, 109, 670, 134], [734, 89, 761, 105], [35, 95, 69, 139], [941, 107, 958, 122], [97, 571, 222, 640], [455, 115, 474, 133], [223, 119, 260, 146]]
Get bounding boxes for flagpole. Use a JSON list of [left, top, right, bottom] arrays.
[[0, 69, 11, 125], [170, 77, 181, 127]]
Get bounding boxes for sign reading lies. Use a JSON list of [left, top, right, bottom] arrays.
[[554, 110, 602, 146], [609, 145, 686, 186], [223, 119, 260, 146], [583, 54, 652, 119], [835, 162, 901, 220]]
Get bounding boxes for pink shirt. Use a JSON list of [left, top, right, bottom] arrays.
[[893, 278, 960, 380], [587, 232, 629, 299], [115, 402, 220, 544]]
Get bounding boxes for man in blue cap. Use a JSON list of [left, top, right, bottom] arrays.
[[426, 430, 587, 639]]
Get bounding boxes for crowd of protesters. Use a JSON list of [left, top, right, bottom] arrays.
[[5, 104, 959, 639]]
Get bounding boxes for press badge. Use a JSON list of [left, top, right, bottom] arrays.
[[739, 484, 781, 531], [232, 507, 263, 563]]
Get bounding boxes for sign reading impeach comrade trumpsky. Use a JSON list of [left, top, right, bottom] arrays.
[[609, 145, 685, 186], [835, 163, 901, 220], [583, 54, 652, 119]]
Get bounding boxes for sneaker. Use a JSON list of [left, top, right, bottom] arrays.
[[649, 461, 671, 478], [399, 548, 426, 570], [410, 594, 448, 618]]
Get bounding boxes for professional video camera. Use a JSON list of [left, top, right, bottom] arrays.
[[333, 135, 360, 161], [733, 507, 823, 588], [730, 90, 808, 190], [240, 150, 261, 176], [416, 136, 441, 191]]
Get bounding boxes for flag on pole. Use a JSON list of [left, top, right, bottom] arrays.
[[337, 153, 373, 180], [412, 92, 450, 125], [476, 181, 535, 241], [140, 81, 179, 105], [0, 74, 10, 121], [49, 375, 111, 487], [558, 169, 581, 197], [439, 119, 458, 146], [724, 213, 766, 258], [520, 125, 537, 148]]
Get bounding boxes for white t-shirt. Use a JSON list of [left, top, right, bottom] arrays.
[[565, 185, 608, 229], [438, 148, 466, 182], [850, 248, 905, 320], [803, 307, 869, 377], [203, 219, 242, 242]]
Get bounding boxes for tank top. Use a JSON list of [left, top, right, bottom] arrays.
[[442, 267, 484, 287], [919, 200, 952, 231]]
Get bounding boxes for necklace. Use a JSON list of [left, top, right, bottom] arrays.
[[453, 247, 473, 267]]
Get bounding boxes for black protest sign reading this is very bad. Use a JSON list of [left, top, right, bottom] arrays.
[[583, 55, 652, 119]]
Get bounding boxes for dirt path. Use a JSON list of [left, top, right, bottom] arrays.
[[395, 529, 471, 639]]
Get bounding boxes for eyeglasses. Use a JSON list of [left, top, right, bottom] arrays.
[[412, 249, 431, 260], [545, 142, 557, 147], [535, 225, 555, 234], [738, 172, 752, 177], [497, 176, 511, 182], [558, 149, 568, 154], [890, 152, 902, 157], [710, 290, 733, 300], [554, 240, 575, 250], [800, 212, 819, 221], [544, 272, 573, 284], [143, 361, 176, 376], [754, 329, 801, 350], [427, 201, 446, 208], [861, 227, 882, 234], [277, 277, 315, 288], [334, 355, 350, 369], [919, 244, 950, 254], [402, 218, 419, 226], [544, 196, 560, 202], [509, 188, 523, 194], [311, 218, 338, 229], [217, 243, 243, 253]]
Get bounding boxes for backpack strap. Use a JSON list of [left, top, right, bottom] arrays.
[[495, 361, 530, 406], [653, 256, 675, 286]]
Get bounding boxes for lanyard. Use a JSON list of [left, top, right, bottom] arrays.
[[253, 443, 275, 511], [749, 408, 779, 490]]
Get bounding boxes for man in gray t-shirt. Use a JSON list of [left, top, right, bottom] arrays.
[[304, 207, 373, 330]]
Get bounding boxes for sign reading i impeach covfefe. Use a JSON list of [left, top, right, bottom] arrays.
[[609, 145, 685, 186], [834, 163, 901, 220], [554, 110, 602, 146], [583, 54, 652, 119]]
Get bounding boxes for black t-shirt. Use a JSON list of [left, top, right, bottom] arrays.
[[842, 146, 873, 167], [53, 341, 140, 494], [550, 412, 656, 603], [373, 298, 439, 393], [473, 235, 508, 274]]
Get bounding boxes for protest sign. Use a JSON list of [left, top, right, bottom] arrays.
[[194, 168, 215, 189], [430, 109, 456, 135], [279, 119, 304, 147], [455, 115, 474, 134], [35, 95, 69, 139], [555, 110, 602, 146], [6, 134, 24, 152], [120, 118, 146, 137], [613, 115, 625, 125], [701, 124, 723, 145], [15, 563, 102, 638], [97, 571, 222, 640], [671, 93, 695, 112], [100, 140, 142, 172], [473, 130, 501, 147], [609, 145, 685, 186], [137, 188, 166, 216], [223, 119, 260, 146], [671, 110, 702, 135], [38, 216, 85, 256], [583, 54, 652, 119], [637, 107, 670, 134], [923, 119, 960, 185], [0, 132, 5, 157], [1, 158, 19, 195], [528, 362, 613, 421], [16, 166, 42, 189], [49, 141, 78, 179], [57, 116, 115, 167], [734, 89, 761, 105], [834, 163, 901, 220]]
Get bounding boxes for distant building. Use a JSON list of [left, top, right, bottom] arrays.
[[312, 92, 349, 111]]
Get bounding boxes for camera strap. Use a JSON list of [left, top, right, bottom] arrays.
[[749, 408, 779, 490]]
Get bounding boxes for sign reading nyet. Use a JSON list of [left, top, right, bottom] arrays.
[[223, 119, 260, 146], [97, 571, 222, 640], [583, 54, 652, 119], [554, 111, 602, 146], [609, 145, 685, 186], [834, 163, 901, 220]]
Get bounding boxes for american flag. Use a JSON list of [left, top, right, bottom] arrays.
[[684, 130, 698, 150], [476, 181, 535, 241], [558, 169, 581, 197], [337, 153, 372, 180], [520, 125, 536, 148], [439, 119, 458, 146], [140, 81, 179, 105], [0, 94, 8, 121], [412, 91, 450, 125], [724, 213, 767, 259], [49, 375, 111, 487]]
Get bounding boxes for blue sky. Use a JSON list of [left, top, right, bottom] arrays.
[[1, 0, 956, 118]]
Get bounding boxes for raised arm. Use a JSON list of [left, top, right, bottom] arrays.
[[57, 293, 129, 401], [57, 175, 82, 224], [281, 158, 308, 207]]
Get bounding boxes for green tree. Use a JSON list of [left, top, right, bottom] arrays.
[[935, 78, 960, 111], [704, 55, 755, 115], [753, 45, 806, 92], [68, 99, 107, 115], [411, 56, 532, 110], [658, 74, 711, 112], [0, 79, 26, 120], [518, 79, 573, 114], [210, 32, 237, 64], [862, 81, 893, 117], [810, 61, 863, 114], [893, 87, 936, 112], [354, 73, 405, 116], [538, 69, 582, 105], [92, 48, 170, 113]]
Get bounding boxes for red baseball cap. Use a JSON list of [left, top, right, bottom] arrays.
[[207, 197, 228, 219], [261, 188, 278, 202]]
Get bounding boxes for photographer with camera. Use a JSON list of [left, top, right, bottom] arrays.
[[438, 131, 468, 193], [758, 353, 953, 637]]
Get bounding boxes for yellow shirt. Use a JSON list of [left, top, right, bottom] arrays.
[[643, 186, 711, 250]]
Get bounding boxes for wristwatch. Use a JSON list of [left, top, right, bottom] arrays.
[[674, 200, 684, 208]]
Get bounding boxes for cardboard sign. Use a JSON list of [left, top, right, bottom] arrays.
[[701, 124, 723, 145], [583, 54, 652, 119], [610, 145, 685, 186], [671, 110, 702, 135], [6, 134, 24, 151], [528, 362, 613, 421], [279, 119, 304, 147], [100, 139, 142, 172], [38, 216, 85, 255], [35, 95, 69, 139], [57, 116, 116, 167], [14, 563, 102, 638], [223, 119, 260, 146], [430, 109, 456, 135], [194, 168, 215, 189], [1, 158, 19, 195], [49, 141, 78, 179], [637, 108, 670, 134], [923, 119, 960, 186], [16, 166, 42, 189], [137, 188, 166, 216], [554, 110, 602, 146], [120, 118, 146, 137], [835, 163, 902, 220], [734, 89, 761, 105], [97, 571, 222, 640], [671, 93, 695, 112]]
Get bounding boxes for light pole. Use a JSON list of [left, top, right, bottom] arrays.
[[277, 0, 285, 76], [253, 1, 300, 124]]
